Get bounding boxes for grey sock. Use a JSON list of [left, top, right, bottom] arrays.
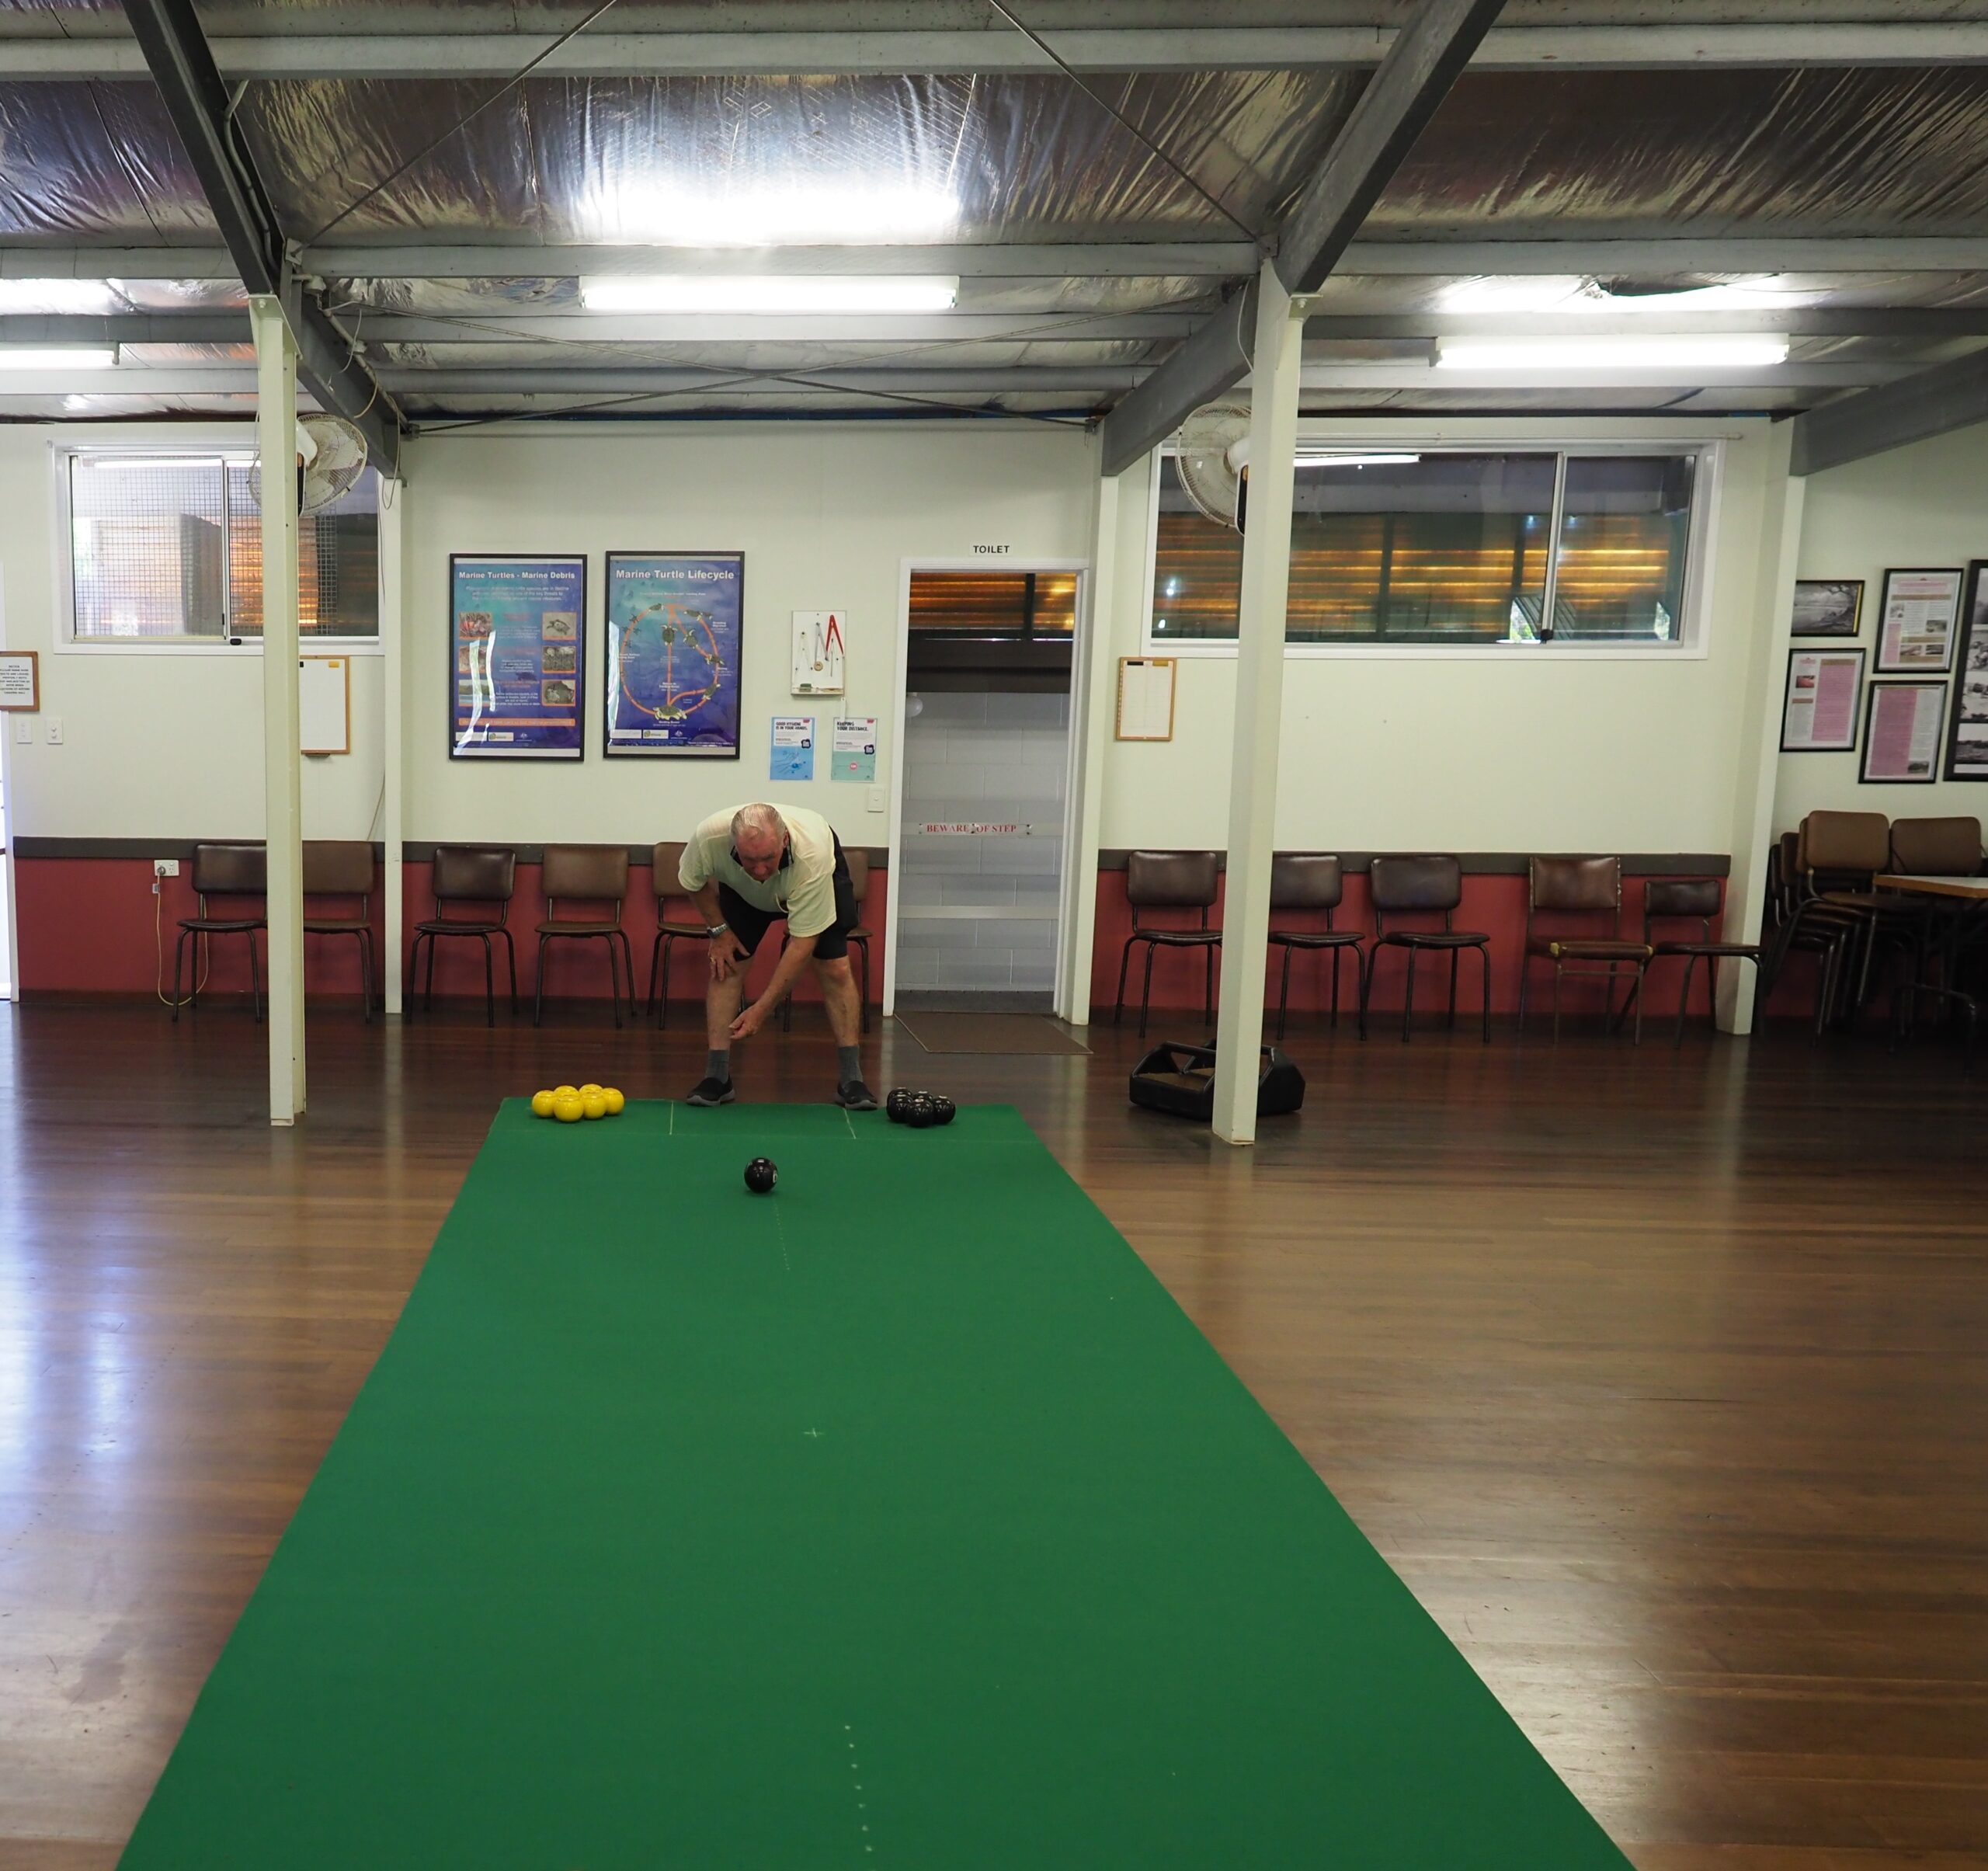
[[836, 1045, 864, 1086], [707, 1049, 731, 1083]]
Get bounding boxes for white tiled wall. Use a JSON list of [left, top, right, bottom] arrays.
[[897, 690, 1070, 994]]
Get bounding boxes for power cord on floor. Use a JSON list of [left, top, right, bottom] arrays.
[[155, 880, 209, 1010]]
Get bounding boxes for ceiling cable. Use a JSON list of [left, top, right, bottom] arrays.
[[304, 0, 626, 245], [981, 0, 1263, 245]]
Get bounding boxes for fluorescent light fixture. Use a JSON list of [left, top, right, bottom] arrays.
[[0, 346, 116, 370], [1435, 334, 1789, 371], [579, 274, 958, 315], [583, 182, 960, 248], [1295, 452, 1423, 468], [0, 277, 120, 315], [82, 453, 227, 469]]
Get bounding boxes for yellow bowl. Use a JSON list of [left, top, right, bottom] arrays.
[[552, 1094, 586, 1123], [601, 1087, 626, 1115], [579, 1082, 604, 1098], [553, 1084, 579, 1100], [581, 1091, 608, 1120], [530, 1090, 556, 1118]]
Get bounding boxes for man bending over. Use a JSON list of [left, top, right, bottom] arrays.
[[679, 802, 877, 1111]]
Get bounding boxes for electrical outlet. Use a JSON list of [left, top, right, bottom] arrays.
[[154, 858, 179, 878], [866, 785, 887, 812], [43, 715, 62, 745]]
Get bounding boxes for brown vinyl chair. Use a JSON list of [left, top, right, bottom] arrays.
[[1114, 850, 1222, 1040], [781, 848, 877, 1034], [1643, 878, 1764, 1046], [301, 840, 379, 1023], [646, 841, 711, 1030], [172, 843, 266, 1023], [1887, 816, 1984, 878], [535, 843, 634, 1028], [1764, 811, 1893, 1031], [408, 845, 518, 1025], [1359, 855, 1491, 1044], [1518, 857, 1654, 1043], [1267, 854, 1364, 1039]]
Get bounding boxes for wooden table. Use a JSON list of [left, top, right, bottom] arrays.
[[1874, 871, 1988, 901]]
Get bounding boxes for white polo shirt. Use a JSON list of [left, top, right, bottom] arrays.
[[678, 805, 839, 940]]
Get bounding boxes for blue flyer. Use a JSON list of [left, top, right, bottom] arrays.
[[770, 715, 815, 782]]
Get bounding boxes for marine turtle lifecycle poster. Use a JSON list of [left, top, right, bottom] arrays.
[[604, 552, 744, 758], [449, 554, 587, 760]]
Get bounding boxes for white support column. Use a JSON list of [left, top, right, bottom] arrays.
[[379, 475, 405, 1017], [1211, 262, 1303, 1145], [1057, 464, 1122, 1024], [1722, 424, 1805, 1034], [252, 296, 305, 1125]]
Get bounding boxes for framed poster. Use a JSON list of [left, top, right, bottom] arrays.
[[1875, 567, 1962, 673], [1943, 559, 1988, 780], [1781, 648, 1865, 753], [449, 554, 586, 760], [1790, 579, 1863, 638], [604, 551, 743, 758], [1860, 680, 1946, 784]]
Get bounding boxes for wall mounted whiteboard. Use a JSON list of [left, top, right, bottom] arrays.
[[300, 655, 351, 755]]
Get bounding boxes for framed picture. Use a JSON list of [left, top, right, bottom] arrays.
[[1860, 680, 1947, 784], [604, 551, 744, 759], [1790, 579, 1864, 638], [1781, 647, 1865, 753], [1875, 567, 1962, 673], [449, 554, 588, 760], [1943, 559, 1988, 781]]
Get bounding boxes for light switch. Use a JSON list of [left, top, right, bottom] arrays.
[[866, 785, 887, 812], [11, 717, 29, 743], [43, 715, 63, 745]]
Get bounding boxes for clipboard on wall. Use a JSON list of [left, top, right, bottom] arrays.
[[1115, 657, 1176, 741], [300, 654, 352, 755]]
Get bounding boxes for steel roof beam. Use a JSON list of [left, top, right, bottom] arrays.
[[114, 0, 401, 471], [9, 20, 1988, 79], [1789, 344, 1988, 475], [1099, 0, 1503, 474]]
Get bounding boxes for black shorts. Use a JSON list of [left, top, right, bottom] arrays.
[[718, 837, 859, 962]]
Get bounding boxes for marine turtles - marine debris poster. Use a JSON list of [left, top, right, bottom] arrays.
[[605, 552, 744, 758]]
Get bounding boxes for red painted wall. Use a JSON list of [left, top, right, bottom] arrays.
[[13, 857, 888, 1010], [16, 857, 1764, 1021], [1086, 870, 1729, 1021]]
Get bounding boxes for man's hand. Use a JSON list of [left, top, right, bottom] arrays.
[[728, 998, 770, 1042], [708, 930, 749, 983]]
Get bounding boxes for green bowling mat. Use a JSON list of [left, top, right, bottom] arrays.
[[120, 1101, 1629, 1869]]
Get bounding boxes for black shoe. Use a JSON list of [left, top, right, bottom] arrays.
[[685, 1076, 735, 1108], [836, 1079, 878, 1112]]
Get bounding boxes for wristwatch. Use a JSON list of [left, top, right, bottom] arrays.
[[707, 921, 730, 937]]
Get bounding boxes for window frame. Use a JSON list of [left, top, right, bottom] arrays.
[[1141, 433, 1722, 663], [51, 441, 385, 656]]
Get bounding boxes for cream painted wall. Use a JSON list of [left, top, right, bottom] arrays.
[[0, 424, 386, 843], [401, 424, 1095, 846], [1097, 418, 1781, 856], [1775, 422, 1988, 827]]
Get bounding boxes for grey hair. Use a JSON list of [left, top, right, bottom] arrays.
[[731, 803, 784, 847]]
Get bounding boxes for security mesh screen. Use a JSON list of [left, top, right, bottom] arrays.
[[70, 453, 379, 639]]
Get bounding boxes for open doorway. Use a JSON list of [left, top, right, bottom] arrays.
[[889, 565, 1081, 1013]]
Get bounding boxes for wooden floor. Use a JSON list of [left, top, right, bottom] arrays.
[[2, 996, 1984, 1869]]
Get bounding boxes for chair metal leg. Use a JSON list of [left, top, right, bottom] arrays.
[[1448, 948, 1460, 1031], [425, 929, 438, 1013], [1204, 942, 1215, 1026], [1114, 937, 1135, 1024], [1329, 946, 1343, 1031], [171, 927, 188, 1022], [1478, 943, 1491, 1044], [534, 934, 550, 1026], [657, 932, 674, 1030], [478, 934, 494, 1025], [1357, 945, 1375, 1042], [619, 932, 637, 1024], [248, 931, 262, 1024], [647, 929, 665, 1021], [1673, 955, 1696, 1046], [1139, 941, 1158, 1042], [606, 936, 624, 1031], [502, 931, 518, 1015], [1401, 948, 1416, 1043], [1628, 964, 1644, 1045], [1275, 941, 1293, 1042]]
